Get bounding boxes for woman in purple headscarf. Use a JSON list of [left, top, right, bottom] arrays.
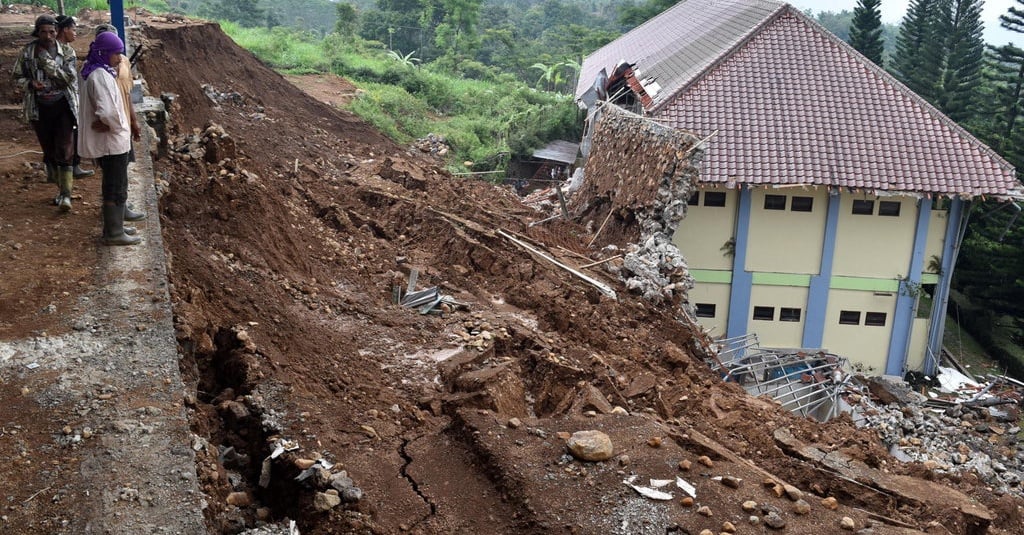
[[78, 30, 139, 246]]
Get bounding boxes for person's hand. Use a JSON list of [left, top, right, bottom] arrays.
[[91, 119, 110, 132], [130, 120, 141, 141]]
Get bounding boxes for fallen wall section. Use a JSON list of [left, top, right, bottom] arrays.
[[572, 104, 703, 305]]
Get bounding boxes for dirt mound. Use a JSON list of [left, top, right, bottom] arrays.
[[0, 8, 1021, 534]]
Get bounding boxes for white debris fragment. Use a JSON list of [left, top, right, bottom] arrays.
[[676, 476, 696, 498]]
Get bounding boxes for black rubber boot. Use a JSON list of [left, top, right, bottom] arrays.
[[45, 162, 56, 183], [102, 203, 141, 246], [124, 203, 146, 222]]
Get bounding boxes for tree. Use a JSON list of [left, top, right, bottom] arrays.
[[935, 0, 985, 122], [335, 2, 359, 37], [198, 0, 265, 27], [849, 0, 885, 66], [892, 0, 944, 100]]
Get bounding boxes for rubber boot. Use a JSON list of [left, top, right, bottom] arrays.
[[45, 162, 56, 183], [124, 203, 146, 222], [73, 164, 94, 178], [102, 203, 141, 246], [57, 166, 73, 212]]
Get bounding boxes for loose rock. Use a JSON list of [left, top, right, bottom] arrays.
[[566, 430, 614, 461]]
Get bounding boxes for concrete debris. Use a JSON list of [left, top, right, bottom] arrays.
[[567, 104, 702, 306], [238, 519, 299, 535], [410, 133, 450, 157], [202, 83, 245, 107], [846, 369, 1024, 499]]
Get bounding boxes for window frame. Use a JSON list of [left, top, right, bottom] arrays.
[[878, 201, 901, 217], [852, 200, 874, 215], [763, 194, 787, 211], [790, 196, 814, 212], [752, 306, 775, 321], [865, 312, 887, 326], [779, 307, 802, 322], [704, 191, 727, 207], [695, 303, 716, 318], [839, 310, 861, 325]]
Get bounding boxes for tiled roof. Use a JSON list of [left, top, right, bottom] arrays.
[[579, 0, 1020, 197], [576, 0, 785, 110]]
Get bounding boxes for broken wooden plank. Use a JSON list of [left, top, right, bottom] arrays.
[[497, 230, 616, 299]]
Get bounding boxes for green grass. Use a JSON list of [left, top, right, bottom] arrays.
[[942, 312, 1004, 377]]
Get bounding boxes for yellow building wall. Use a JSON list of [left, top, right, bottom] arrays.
[[688, 282, 731, 338], [746, 189, 826, 274], [748, 285, 808, 349], [906, 318, 930, 371], [673, 187, 736, 271], [822, 289, 897, 373], [924, 207, 948, 274], [833, 195, 916, 278]]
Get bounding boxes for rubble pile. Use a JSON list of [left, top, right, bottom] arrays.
[[410, 133, 450, 157], [850, 373, 1024, 498], [572, 105, 703, 305]]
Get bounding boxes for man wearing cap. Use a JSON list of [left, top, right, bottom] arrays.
[[55, 14, 95, 180], [12, 14, 80, 211]]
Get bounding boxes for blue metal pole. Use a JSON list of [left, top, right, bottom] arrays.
[[110, 0, 126, 47]]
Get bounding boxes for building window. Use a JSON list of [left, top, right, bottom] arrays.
[[764, 194, 787, 210], [839, 310, 861, 325], [779, 307, 802, 322], [791, 196, 813, 212], [878, 201, 901, 217], [852, 200, 874, 215], [865, 312, 887, 326], [695, 303, 716, 318], [688, 191, 700, 205], [704, 191, 727, 207], [752, 306, 775, 321]]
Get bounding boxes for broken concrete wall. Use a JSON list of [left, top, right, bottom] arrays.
[[571, 104, 703, 306]]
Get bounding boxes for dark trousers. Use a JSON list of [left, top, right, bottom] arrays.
[[31, 98, 75, 168], [98, 152, 130, 204]]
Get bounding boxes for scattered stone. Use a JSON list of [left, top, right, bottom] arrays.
[[680, 496, 694, 507], [821, 496, 839, 510], [313, 491, 341, 512], [256, 507, 271, 520], [721, 521, 736, 533], [678, 459, 692, 471], [793, 499, 811, 515], [720, 475, 741, 489], [764, 511, 786, 529], [697, 505, 712, 517], [507, 417, 522, 429], [748, 515, 760, 525], [566, 430, 614, 462], [741, 500, 758, 512], [294, 458, 316, 470], [698, 530, 713, 535], [697, 455, 713, 467], [783, 484, 803, 501], [647, 436, 662, 448], [226, 491, 252, 507], [610, 406, 629, 415], [617, 454, 630, 467], [840, 517, 856, 530]]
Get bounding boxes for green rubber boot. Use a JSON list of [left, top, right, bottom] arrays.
[[57, 166, 73, 212]]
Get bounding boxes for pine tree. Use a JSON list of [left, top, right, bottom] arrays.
[[935, 0, 986, 122], [892, 0, 943, 100], [849, 0, 885, 67]]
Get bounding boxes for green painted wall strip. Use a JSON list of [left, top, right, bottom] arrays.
[[830, 276, 900, 292], [690, 270, 732, 284]]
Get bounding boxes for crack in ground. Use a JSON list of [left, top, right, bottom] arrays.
[[399, 437, 438, 520]]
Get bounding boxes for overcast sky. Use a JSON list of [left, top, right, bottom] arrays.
[[789, 0, 1023, 46]]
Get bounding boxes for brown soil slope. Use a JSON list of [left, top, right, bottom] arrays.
[[0, 7, 1020, 534]]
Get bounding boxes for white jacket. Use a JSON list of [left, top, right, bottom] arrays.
[[78, 68, 130, 159]]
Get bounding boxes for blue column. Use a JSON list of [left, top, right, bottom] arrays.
[[925, 198, 967, 375], [803, 189, 840, 348], [111, 0, 126, 45], [885, 198, 931, 376], [726, 187, 753, 345]]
